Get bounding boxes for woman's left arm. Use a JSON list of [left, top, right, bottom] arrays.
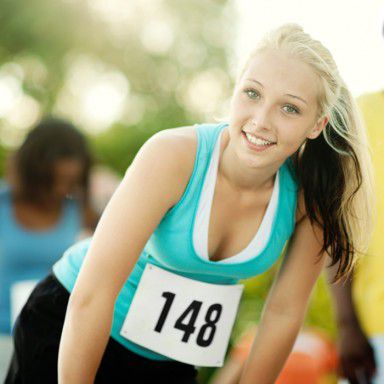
[[239, 209, 327, 384]]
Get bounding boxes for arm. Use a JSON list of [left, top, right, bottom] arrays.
[[327, 265, 376, 383], [239, 212, 326, 384], [210, 358, 244, 384], [58, 129, 194, 383]]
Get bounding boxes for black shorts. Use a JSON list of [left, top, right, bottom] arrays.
[[5, 272, 198, 383]]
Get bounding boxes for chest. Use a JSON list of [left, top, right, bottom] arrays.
[[207, 181, 274, 262]]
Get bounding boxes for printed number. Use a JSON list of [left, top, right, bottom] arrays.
[[174, 301, 202, 342], [196, 304, 222, 347], [154, 292, 223, 347], [154, 292, 175, 332]]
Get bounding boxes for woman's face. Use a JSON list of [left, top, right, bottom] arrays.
[[228, 49, 327, 170], [50, 158, 84, 201]]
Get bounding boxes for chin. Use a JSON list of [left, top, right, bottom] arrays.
[[237, 150, 269, 168]]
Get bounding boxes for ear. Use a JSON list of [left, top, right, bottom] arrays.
[[306, 115, 329, 140]]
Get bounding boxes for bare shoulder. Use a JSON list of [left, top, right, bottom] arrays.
[[149, 125, 197, 173], [133, 125, 198, 207], [159, 125, 197, 140]]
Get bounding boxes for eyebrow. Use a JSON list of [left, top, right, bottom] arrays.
[[245, 78, 308, 106]]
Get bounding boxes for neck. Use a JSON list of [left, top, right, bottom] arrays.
[[14, 193, 62, 212], [218, 128, 279, 193]]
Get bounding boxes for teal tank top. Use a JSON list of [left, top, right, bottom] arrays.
[[0, 185, 82, 334], [53, 122, 298, 360]]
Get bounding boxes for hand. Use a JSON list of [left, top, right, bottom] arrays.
[[338, 322, 376, 384]]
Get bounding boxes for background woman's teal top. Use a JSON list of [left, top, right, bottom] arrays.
[[53, 122, 298, 360], [0, 186, 82, 334]]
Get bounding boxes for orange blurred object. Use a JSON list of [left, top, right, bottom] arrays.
[[276, 352, 319, 384], [231, 326, 338, 384]]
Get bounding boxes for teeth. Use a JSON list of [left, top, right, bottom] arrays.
[[244, 132, 274, 146]]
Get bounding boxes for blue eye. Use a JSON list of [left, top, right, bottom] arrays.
[[283, 105, 300, 114], [243, 88, 300, 114], [244, 89, 259, 99]]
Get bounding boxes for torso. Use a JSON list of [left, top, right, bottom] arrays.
[[166, 125, 287, 262]]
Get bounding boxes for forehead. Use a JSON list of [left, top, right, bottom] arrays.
[[241, 49, 321, 106]]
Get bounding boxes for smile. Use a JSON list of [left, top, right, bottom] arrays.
[[241, 131, 276, 151]]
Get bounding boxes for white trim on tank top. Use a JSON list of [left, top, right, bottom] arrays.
[[193, 128, 280, 264]]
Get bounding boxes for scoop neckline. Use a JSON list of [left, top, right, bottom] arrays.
[[190, 123, 282, 265]]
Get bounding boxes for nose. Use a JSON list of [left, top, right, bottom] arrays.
[[250, 103, 273, 131]]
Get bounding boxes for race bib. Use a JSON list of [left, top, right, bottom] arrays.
[[120, 264, 243, 367]]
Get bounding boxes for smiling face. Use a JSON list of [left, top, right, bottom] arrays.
[[228, 49, 327, 170]]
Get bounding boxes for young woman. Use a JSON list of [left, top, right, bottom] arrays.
[[5, 24, 373, 384], [0, 118, 97, 334]]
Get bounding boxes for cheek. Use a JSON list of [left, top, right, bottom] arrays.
[[229, 92, 246, 115], [278, 125, 308, 152], [229, 104, 250, 129]]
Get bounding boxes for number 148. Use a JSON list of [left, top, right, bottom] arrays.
[[154, 291, 223, 347]]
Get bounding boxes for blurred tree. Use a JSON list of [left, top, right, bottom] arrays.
[[0, 0, 236, 175], [0, 0, 105, 110]]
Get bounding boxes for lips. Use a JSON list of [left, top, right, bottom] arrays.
[[240, 131, 276, 153], [242, 130, 276, 145]]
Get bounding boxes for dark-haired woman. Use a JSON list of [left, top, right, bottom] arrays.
[[6, 24, 373, 384], [0, 118, 98, 335]]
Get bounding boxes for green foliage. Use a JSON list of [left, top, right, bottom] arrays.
[[0, 0, 236, 180], [305, 273, 337, 337], [90, 103, 196, 174], [0, 0, 104, 111], [0, 144, 8, 178]]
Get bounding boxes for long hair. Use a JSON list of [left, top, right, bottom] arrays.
[[237, 24, 374, 281], [9, 117, 93, 208]]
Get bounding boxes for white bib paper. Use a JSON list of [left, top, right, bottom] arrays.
[[120, 264, 243, 367]]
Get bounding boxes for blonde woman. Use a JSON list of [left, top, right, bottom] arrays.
[[6, 24, 373, 384]]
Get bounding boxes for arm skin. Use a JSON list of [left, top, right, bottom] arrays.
[[238, 200, 327, 384], [57, 129, 196, 383], [327, 265, 376, 384], [210, 358, 244, 384]]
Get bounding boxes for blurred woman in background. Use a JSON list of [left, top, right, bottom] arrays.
[[0, 117, 98, 334]]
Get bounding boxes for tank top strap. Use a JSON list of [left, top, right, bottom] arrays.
[[162, 122, 228, 220]]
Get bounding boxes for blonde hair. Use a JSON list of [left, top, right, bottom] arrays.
[[237, 24, 374, 280]]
